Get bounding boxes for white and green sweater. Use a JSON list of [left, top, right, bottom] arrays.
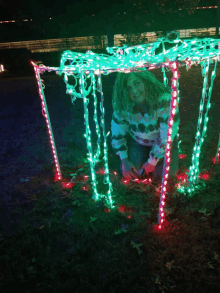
[[111, 93, 180, 166]]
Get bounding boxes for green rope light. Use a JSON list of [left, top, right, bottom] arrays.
[[32, 31, 220, 229], [186, 59, 218, 194]]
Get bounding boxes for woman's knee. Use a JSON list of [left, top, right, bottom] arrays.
[[152, 160, 164, 183], [127, 140, 152, 170]]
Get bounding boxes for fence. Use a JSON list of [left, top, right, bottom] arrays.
[[0, 27, 219, 53]]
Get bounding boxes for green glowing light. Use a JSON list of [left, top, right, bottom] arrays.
[[33, 32, 220, 229]]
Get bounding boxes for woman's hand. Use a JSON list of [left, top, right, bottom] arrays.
[[140, 162, 155, 175], [121, 159, 139, 180]]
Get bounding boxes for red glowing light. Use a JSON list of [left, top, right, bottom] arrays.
[[122, 177, 152, 184], [152, 220, 169, 233], [54, 172, 62, 182], [179, 154, 187, 159], [153, 223, 163, 232], [96, 168, 105, 174], [199, 171, 210, 180], [212, 156, 220, 164], [117, 205, 134, 214], [117, 205, 126, 213], [61, 181, 75, 189], [177, 170, 189, 183], [114, 171, 117, 175], [83, 175, 89, 182]]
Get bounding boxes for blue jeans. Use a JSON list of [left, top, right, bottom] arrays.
[[118, 135, 179, 183]]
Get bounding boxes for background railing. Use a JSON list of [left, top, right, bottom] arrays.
[[0, 27, 219, 53]]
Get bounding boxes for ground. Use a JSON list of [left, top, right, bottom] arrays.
[[0, 65, 219, 203], [0, 65, 220, 292]]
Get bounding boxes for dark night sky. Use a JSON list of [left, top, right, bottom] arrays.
[[0, 0, 129, 20], [0, 0, 218, 42], [0, 0, 217, 21]]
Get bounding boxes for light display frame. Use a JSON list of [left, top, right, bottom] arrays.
[[32, 31, 220, 230]]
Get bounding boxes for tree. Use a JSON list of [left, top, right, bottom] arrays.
[[0, 1, 26, 20], [216, 0, 220, 38], [99, 5, 120, 48], [153, 0, 220, 38], [154, 0, 202, 15], [124, 0, 202, 15], [124, 0, 219, 38], [111, 0, 200, 45]]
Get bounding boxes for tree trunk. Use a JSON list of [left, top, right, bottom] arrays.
[[105, 8, 119, 49], [106, 24, 114, 48], [216, 0, 220, 38]]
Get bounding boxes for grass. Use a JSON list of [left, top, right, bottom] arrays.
[[1, 152, 220, 293], [1, 65, 220, 292]]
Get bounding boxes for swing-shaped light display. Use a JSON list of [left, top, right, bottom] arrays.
[[32, 31, 220, 229]]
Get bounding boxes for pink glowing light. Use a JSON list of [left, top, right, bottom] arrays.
[[213, 155, 220, 164], [62, 181, 75, 189], [199, 171, 210, 180], [177, 170, 189, 183], [32, 61, 62, 181], [96, 168, 105, 174]]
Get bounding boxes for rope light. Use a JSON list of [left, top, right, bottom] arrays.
[[32, 31, 220, 230]]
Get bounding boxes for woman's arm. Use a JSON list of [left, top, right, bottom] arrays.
[[111, 111, 129, 160]]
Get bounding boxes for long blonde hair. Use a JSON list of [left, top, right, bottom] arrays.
[[112, 69, 171, 116]]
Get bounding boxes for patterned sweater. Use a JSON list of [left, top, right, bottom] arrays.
[[111, 93, 180, 166]]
